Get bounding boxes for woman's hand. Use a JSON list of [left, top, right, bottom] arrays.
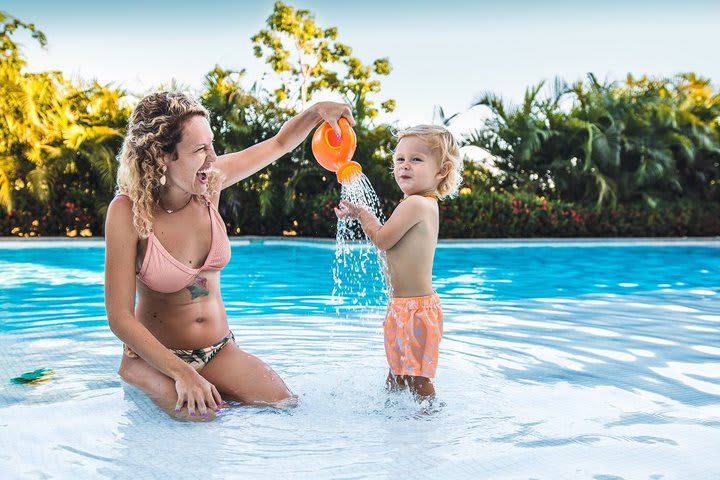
[[310, 101, 355, 138], [334, 199, 363, 220], [174, 367, 223, 417]]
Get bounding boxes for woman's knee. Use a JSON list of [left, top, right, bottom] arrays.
[[264, 378, 294, 404], [205, 347, 293, 405], [244, 362, 293, 405], [118, 359, 135, 383]]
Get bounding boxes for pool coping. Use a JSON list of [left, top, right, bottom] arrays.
[[1, 236, 718, 249]]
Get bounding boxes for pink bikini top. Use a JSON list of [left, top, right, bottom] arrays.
[[117, 194, 231, 293]]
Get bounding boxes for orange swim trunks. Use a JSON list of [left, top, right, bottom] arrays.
[[384, 292, 443, 379]]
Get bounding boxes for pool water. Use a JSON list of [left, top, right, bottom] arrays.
[[1, 239, 719, 479]]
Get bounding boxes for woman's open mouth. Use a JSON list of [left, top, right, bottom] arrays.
[[196, 167, 211, 184]]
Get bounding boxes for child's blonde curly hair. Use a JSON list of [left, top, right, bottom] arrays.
[[396, 125, 463, 199]]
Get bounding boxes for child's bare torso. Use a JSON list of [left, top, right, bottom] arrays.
[[386, 198, 439, 297]]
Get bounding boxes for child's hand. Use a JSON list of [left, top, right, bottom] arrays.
[[334, 199, 362, 220]]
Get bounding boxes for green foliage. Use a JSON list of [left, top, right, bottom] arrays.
[[1, 10, 47, 67], [1, 11, 130, 234], [252, 1, 394, 123], [200, 65, 320, 233], [197, 62, 401, 236], [467, 73, 720, 209], [2, 6, 718, 238], [468, 80, 561, 194]]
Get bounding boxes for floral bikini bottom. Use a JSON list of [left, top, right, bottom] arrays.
[[123, 331, 235, 371]]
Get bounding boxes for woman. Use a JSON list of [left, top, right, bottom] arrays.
[[104, 92, 353, 418]]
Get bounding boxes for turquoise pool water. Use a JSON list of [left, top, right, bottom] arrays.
[[1, 239, 719, 479]]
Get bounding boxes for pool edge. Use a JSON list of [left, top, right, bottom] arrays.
[[1, 236, 718, 249]]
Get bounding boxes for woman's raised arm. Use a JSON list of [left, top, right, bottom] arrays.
[[215, 101, 354, 189]]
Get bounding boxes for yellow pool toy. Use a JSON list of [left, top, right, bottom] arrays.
[[11, 368, 55, 385]]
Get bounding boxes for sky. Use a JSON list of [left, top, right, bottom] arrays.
[[4, 0, 720, 136]]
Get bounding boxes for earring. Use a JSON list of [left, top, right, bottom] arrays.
[[159, 165, 167, 186]]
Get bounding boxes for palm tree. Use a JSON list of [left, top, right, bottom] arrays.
[[1, 11, 47, 212], [463, 72, 719, 209], [466, 80, 565, 195], [561, 74, 624, 207]]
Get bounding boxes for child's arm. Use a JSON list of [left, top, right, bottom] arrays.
[[335, 196, 427, 250]]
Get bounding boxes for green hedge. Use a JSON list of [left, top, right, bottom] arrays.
[[439, 191, 720, 238], [0, 188, 104, 238], [3, 188, 718, 238]]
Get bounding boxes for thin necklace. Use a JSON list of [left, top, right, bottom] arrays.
[[160, 195, 193, 214]]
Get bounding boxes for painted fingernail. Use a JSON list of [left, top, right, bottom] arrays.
[[189, 411, 195, 416], [201, 412, 207, 417], [174, 408, 180, 413], [215, 409, 222, 414], [336, 133, 341, 140]]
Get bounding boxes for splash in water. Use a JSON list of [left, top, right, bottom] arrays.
[[332, 174, 390, 315]]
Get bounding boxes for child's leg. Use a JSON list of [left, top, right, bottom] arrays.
[[385, 373, 435, 398], [407, 375, 435, 398], [386, 370, 407, 391], [384, 293, 443, 400]]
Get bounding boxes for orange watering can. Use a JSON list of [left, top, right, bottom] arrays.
[[311, 118, 362, 184]]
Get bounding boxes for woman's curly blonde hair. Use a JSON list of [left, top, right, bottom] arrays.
[[116, 92, 223, 238], [396, 125, 463, 200]]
